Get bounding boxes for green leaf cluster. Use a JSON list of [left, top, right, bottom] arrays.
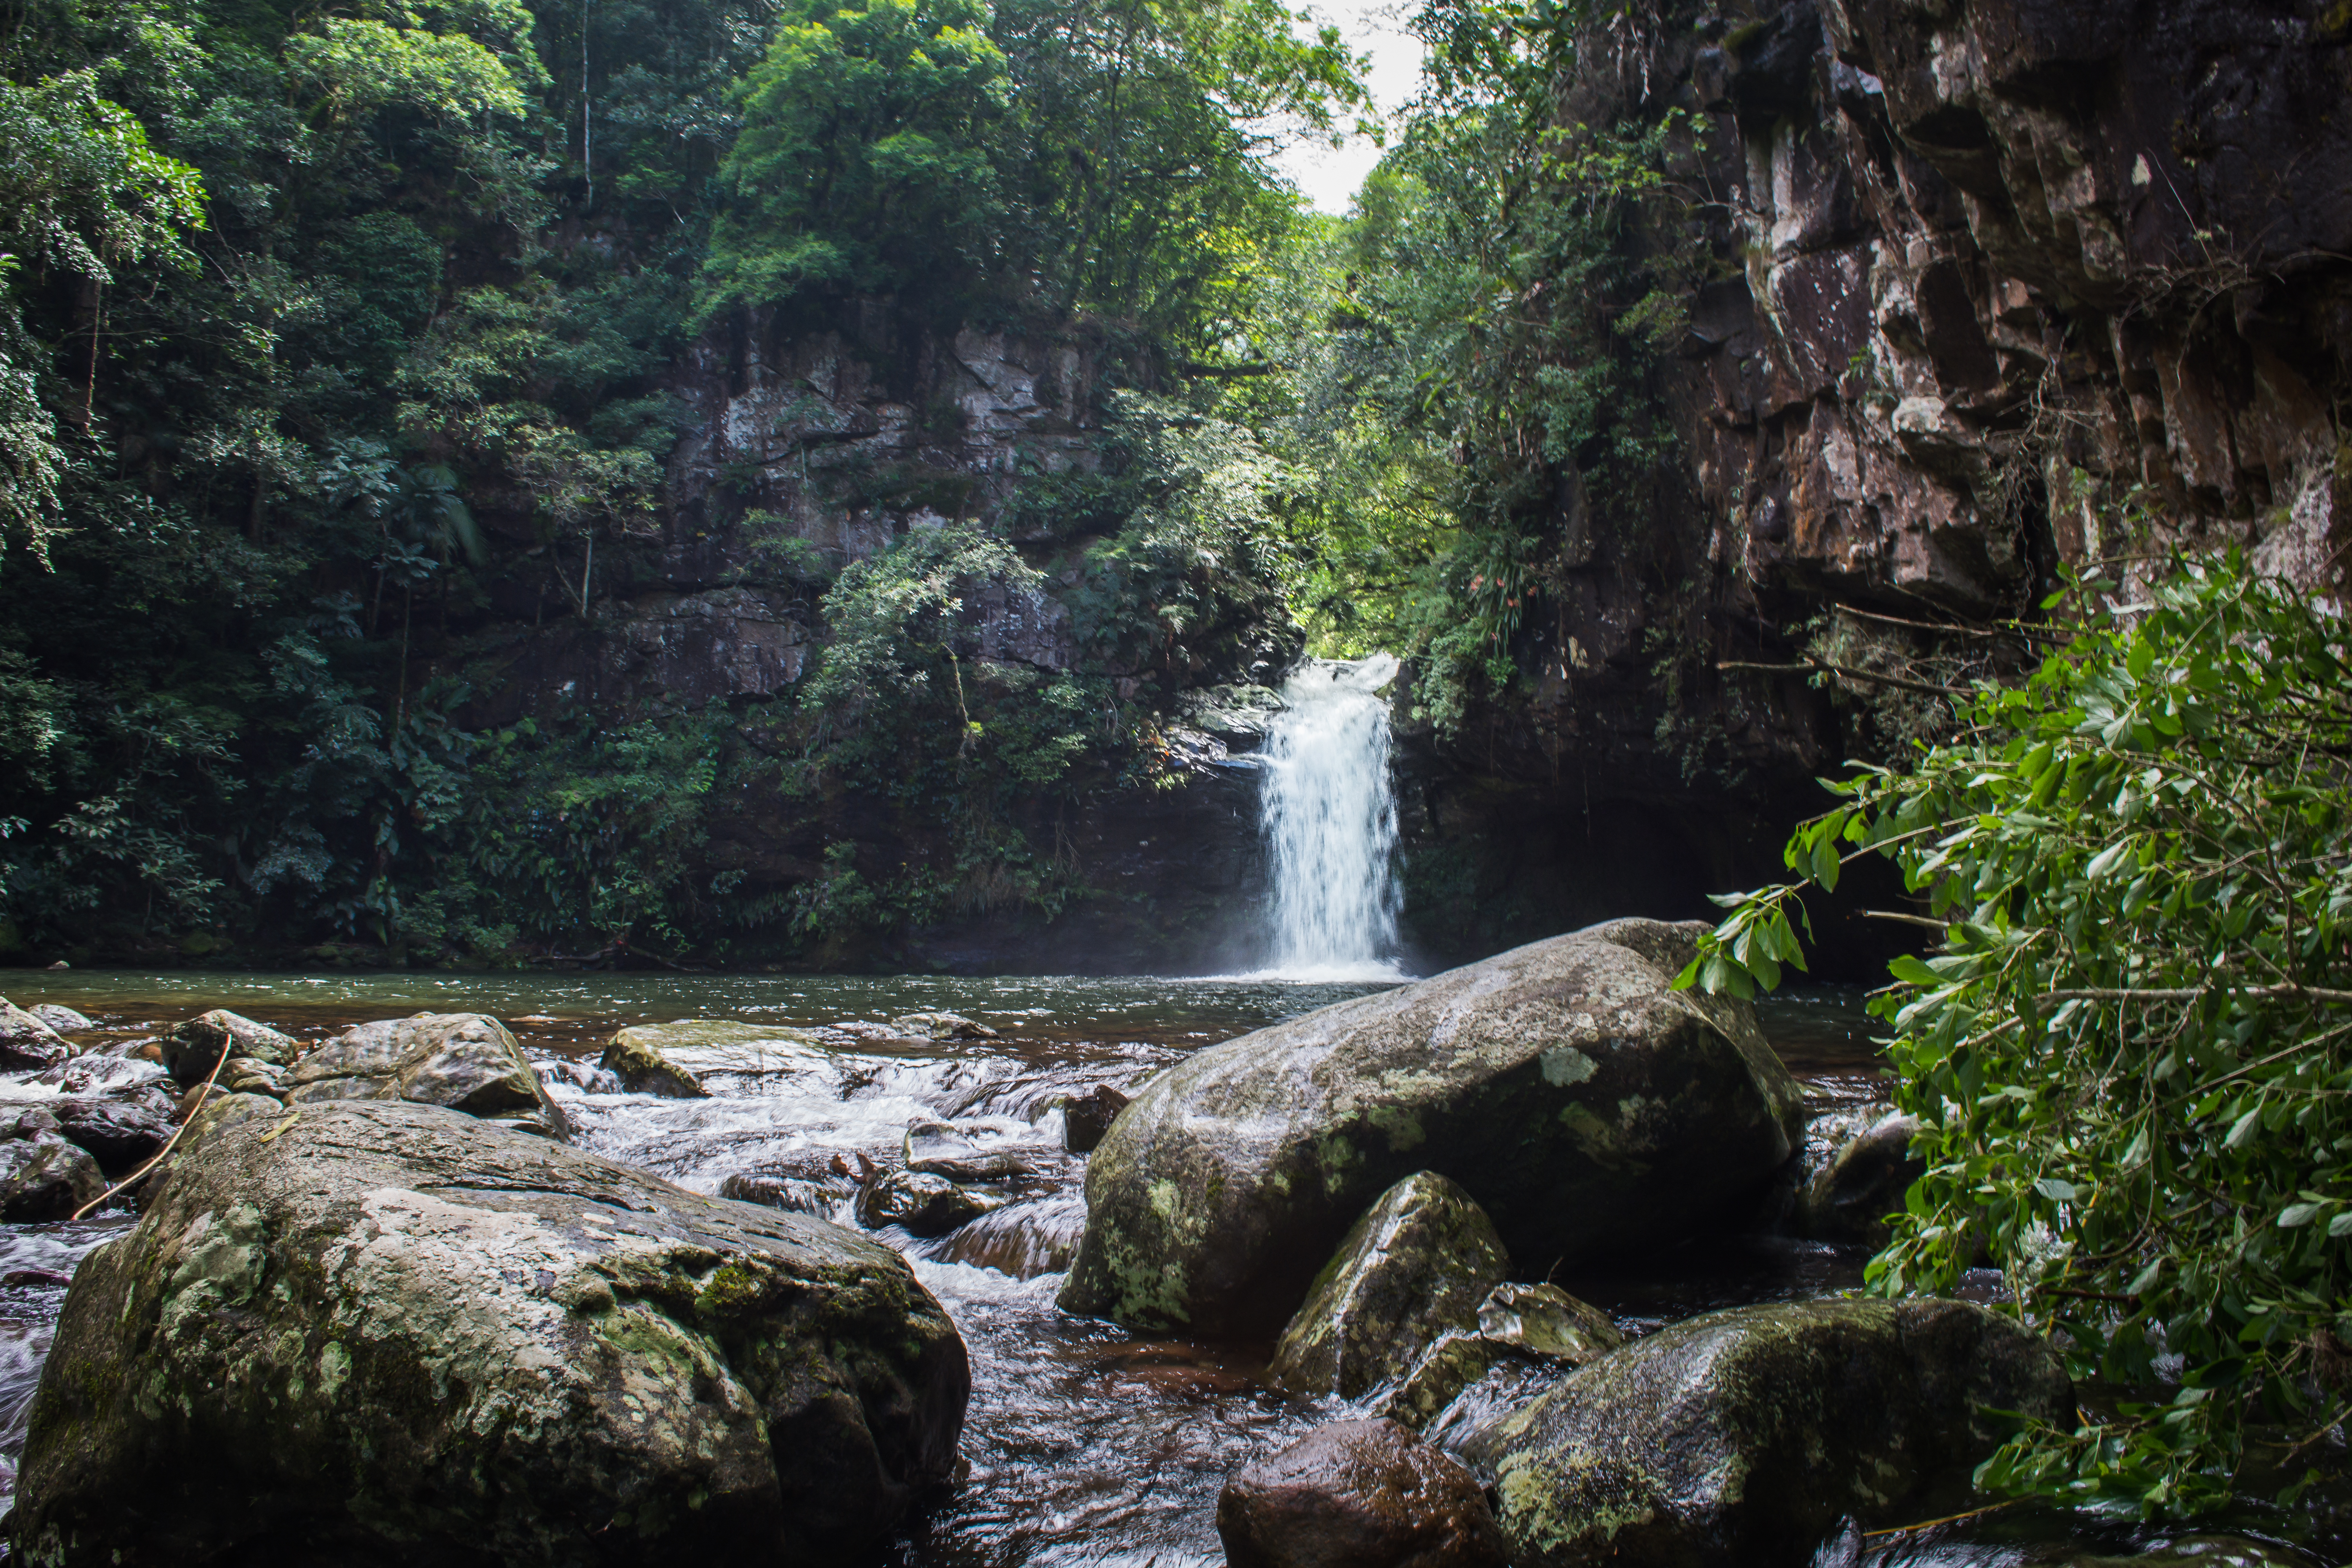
[[1681, 553, 2352, 1517]]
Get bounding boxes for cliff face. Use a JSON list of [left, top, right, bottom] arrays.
[[1394, 0, 2352, 971]]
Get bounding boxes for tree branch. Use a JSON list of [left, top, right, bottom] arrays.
[[1716, 658, 1975, 699]]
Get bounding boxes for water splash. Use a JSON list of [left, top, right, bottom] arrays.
[[1256, 654, 1405, 981]]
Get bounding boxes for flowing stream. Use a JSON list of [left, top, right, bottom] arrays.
[[1256, 653, 1405, 981], [0, 970, 2307, 1564]]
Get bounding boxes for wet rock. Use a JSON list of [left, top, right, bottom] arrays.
[[1383, 1283, 1624, 1434], [158, 1009, 298, 1088], [0, 1111, 104, 1220], [1060, 1083, 1129, 1153], [856, 1169, 996, 1238], [11, 1095, 969, 1563], [48, 1090, 177, 1172], [1801, 1111, 1924, 1249], [0, 1000, 69, 1071], [1272, 1172, 1511, 1400], [27, 1005, 91, 1033], [599, 1024, 713, 1098], [892, 1011, 1000, 1042], [1465, 1297, 2073, 1568], [929, 1192, 1085, 1279], [719, 1171, 856, 1219], [903, 1118, 1034, 1181], [1060, 919, 1803, 1335], [1217, 1417, 1508, 1568], [288, 1012, 568, 1139]]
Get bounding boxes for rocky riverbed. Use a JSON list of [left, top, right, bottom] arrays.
[[0, 948, 2328, 1566]]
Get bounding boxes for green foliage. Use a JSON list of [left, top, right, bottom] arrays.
[[1680, 555, 2352, 1517], [702, 0, 1009, 315]]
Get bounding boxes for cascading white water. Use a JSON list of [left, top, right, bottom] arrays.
[[1257, 653, 1405, 981]]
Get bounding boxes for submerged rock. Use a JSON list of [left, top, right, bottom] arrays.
[[1465, 1297, 2073, 1567], [1801, 1111, 1924, 1249], [1060, 1083, 1129, 1153], [158, 1010, 298, 1087], [11, 1096, 969, 1564], [1383, 1283, 1625, 1435], [1060, 919, 1802, 1334], [1217, 1417, 1507, 1568], [601, 1024, 713, 1098], [0, 1110, 104, 1220], [1271, 1171, 1510, 1399], [719, 1171, 857, 1220], [892, 1011, 1000, 1042], [857, 1169, 996, 1237], [929, 1192, 1085, 1279], [0, 1000, 69, 1071], [26, 1005, 91, 1033], [288, 1012, 568, 1139]]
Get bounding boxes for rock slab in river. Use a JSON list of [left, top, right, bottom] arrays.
[[1217, 1416, 1507, 1568], [288, 1011, 568, 1138], [1060, 1083, 1129, 1153], [1383, 1282, 1625, 1434], [597, 1019, 833, 1093], [1059, 919, 1803, 1334], [0, 1110, 103, 1220], [1271, 1171, 1510, 1399], [1465, 1297, 2073, 1568], [158, 1009, 297, 1087], [10, 1095, 969, 1565]]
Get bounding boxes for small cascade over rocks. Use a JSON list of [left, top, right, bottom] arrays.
[[1258, 653, 1405, 981]]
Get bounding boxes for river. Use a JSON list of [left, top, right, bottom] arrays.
[[0, 969, 2305, 1564]]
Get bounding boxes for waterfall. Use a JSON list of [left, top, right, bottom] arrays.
[[1256, 653, 1405, 980]]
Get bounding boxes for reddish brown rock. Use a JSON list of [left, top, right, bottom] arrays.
[[1216, 1417, 1507, 1568]]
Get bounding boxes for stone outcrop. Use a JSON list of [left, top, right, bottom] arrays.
[[1059, 919, 1804, 1335], [11, 1096, 968, 1564], [1218, 1418, 1509, 1568], [1270, 1172, 1512, 1400], [1464, 1296, 2072, 1566], [288, 1012, 568, 1139], [0, 1109, 104, 1220]]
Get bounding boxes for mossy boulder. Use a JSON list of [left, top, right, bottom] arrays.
[[1271, 1171, 1510, 1399], [288, 1012, 567, 1139], [1463, 1297, 2073, 1567], [1059, 919, 1803, 1334], [10, 1095, 969, 1565], [158, 1009, 296, 1087]]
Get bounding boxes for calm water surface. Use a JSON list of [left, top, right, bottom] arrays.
[[0, 969, 2310, 1565]]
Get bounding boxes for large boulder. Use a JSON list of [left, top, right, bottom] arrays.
[[158, 1010, 298, 1087], [11, 1096, 969, 1565], [599, 1024, 712, 1098], [0, 1000, 69, 1071], [1271, 1171, 1510, 1399], [289, 1012, 567, 1138], [1464, 1297, 2073, 1568], [1060, 920, 1803, 1334], [1217, 1417, 1508, 1568]]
